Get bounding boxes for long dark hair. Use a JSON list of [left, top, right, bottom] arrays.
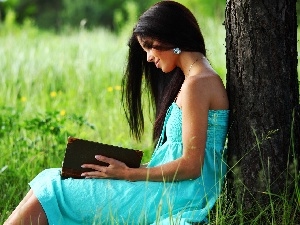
[[122, 0, 206, 141]]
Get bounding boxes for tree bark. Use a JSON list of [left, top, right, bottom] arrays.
[[225, 0, 299, 221]]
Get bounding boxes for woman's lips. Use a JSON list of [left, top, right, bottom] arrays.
[[155, 60, 160, 68]]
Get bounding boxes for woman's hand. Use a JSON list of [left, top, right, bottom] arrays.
[[81, 155, 129, 179]]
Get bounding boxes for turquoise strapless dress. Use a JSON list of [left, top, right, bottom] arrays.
[[29, 103, 229, 225]]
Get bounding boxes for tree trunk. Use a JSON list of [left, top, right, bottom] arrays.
[[225, 0, 299, 222]]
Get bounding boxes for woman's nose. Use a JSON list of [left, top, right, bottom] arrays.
[[147, 52, 154, 62]]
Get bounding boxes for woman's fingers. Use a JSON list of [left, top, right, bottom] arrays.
[[81, 162, 104, 177], [81, 163, 104, 171], [81, 155, 127, 178], [81, 170, 107, 178]]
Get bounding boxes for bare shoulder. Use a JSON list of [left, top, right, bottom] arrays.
[[184, 72, 223, 88], [182, 72, 229, 110]]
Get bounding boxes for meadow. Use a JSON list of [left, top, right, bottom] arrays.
[[0, 15, 299, 224]]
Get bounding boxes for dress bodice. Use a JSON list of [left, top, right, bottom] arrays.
[[149, 102, 229, 166], [165, 102, 229, 144]]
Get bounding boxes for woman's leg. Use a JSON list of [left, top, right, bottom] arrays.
[[4, 189, 48, 225]]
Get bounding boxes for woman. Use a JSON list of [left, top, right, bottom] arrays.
[[5, 1, 229, 224]]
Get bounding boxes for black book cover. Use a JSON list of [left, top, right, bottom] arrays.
[[61, 137, 143, 178]]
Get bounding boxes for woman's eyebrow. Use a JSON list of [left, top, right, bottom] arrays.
[[142, 40, 153, 48]]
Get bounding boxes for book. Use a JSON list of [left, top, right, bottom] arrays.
[[61, 137, 143, 179]]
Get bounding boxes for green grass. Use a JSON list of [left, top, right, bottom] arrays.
[[0, 18, 299, 224]]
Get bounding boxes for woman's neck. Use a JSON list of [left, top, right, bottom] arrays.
[[177, 52, 206, 77]]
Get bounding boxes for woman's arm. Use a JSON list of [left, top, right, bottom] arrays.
[[81, 152, 203, 182]]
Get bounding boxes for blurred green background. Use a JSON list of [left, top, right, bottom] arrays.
[[0, 0, 226, 31]]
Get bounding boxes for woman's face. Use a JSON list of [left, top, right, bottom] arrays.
[[137, 36, 178, 73]]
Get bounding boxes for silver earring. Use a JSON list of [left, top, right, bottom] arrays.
[[173, 47, 181, 54]]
